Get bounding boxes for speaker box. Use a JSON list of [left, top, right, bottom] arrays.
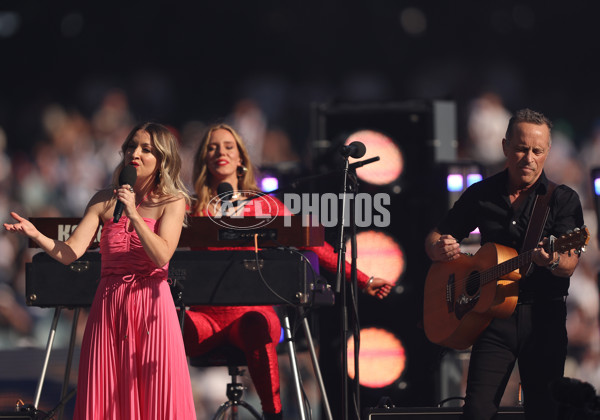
[[312, 100, 460, 410], [364, 406, 525, 419]]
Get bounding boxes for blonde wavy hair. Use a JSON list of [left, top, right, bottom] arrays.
[[112, 122, 191, 220], [191, 123, 259, 215]]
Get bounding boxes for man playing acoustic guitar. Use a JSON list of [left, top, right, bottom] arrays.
[[424, 108, 586, 420]]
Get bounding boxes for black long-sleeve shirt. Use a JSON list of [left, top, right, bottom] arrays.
[[437, 169, 584, 301]]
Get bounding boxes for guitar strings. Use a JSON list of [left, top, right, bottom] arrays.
[[438, 228, 586, 304], [446, 250, 533, 294]]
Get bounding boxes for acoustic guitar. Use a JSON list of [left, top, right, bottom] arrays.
[[423, 227, 590, 350]]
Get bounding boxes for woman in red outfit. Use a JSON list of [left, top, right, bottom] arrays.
[[183, 123, 393, 419]]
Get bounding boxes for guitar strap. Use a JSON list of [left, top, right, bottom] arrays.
[[520, 181, 558, 276]]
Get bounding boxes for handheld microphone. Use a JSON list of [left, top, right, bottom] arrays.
[[340, 141, 367, 158], [217, 182, 236, 215], [113, 165, 137, 223]]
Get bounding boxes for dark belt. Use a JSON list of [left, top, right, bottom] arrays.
[[517, 296, 567, 305]]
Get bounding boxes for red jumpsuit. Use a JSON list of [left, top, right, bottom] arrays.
[[183, 197, 370, 415]]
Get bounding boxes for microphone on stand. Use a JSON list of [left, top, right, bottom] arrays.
[[113, 165, 137, 223], [340, 141, 367, 158], [336, 139, 368, 418], [350, 155, 379, 169]]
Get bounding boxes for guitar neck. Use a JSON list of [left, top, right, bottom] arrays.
[[479, 227, 589, 286], [481, 249, 532, 286]]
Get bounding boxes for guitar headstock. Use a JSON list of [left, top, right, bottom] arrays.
[[551, 226, 590, 254]]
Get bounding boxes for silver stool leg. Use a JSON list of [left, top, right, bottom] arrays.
[[282, 313, 307, 420], [302, 314, 333, 420]]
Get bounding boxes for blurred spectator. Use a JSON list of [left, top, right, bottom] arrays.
[[544, 124, 589, 208], [261, 128, 301, 171], [41, 104, 106, 215], [227, 99, 267, 168], [0, 231, 33, 348], [0, 127, 10, 188], [0, 126, 34, 348], [178, 120, 207, 192], [91, 89, 136, 182], [580, 121, 600, 176], [578, 120, 600, 213], [465, 92, 511, 172]]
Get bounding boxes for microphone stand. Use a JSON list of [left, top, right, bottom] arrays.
[[246, 156, 378, 419], [228, 156, 380, 212], [349, 181, 361, 419], [290, 156, 380, 190], [335, 158, 361, 420]]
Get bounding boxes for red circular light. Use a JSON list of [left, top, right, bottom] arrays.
[[346, 230, 405, 282], [347, 327, 406, 388], [346, 130, 403, 185]]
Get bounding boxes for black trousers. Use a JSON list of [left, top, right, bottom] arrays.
[[461, 300, 568, 420]]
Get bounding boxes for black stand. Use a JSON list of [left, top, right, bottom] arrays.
[[335, 158, 361, 420], [212, 366, 262, 420], [44, 389, 77, 420]]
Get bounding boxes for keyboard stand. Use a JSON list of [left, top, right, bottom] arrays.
[[33, 306, 79, 420]]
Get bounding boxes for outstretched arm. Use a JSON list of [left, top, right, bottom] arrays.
[[363, 277, 394, 299], [4, 192, 105, 265], [307, 242, 396, 300]]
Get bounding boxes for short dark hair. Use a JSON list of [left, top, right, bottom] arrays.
[[505, 108, 553, 142]]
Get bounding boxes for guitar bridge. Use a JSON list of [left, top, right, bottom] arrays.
[[455, 292, 480, 320]]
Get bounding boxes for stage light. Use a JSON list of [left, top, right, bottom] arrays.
[[591, 168, 600, 247], [446, 174, 463, 192], [345, 230, 405, 285], [590, 167, 600, 198], [260, 176, 279, 192], [467, 173, 483, 187], [444, 163, 483, 202], [441, 163, 484, 245], [446, 165, 483, 195], [347, 327, 406, 388], [345, 130, 404, 186]]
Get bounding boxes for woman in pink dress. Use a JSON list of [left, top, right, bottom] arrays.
[[4, 122, 196, 420], [184, 123, 394, 419]]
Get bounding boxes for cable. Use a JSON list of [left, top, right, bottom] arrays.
[[253, 248, 297, 306], [251, 241, 324, 420]]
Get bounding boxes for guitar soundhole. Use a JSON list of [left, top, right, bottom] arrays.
[[465, 271, 480, 296]]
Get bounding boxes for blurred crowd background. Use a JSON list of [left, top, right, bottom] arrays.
[[1, 1, 600, 418]]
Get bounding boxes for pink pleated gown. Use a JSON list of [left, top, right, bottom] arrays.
[[74, 216, 196, 420]]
